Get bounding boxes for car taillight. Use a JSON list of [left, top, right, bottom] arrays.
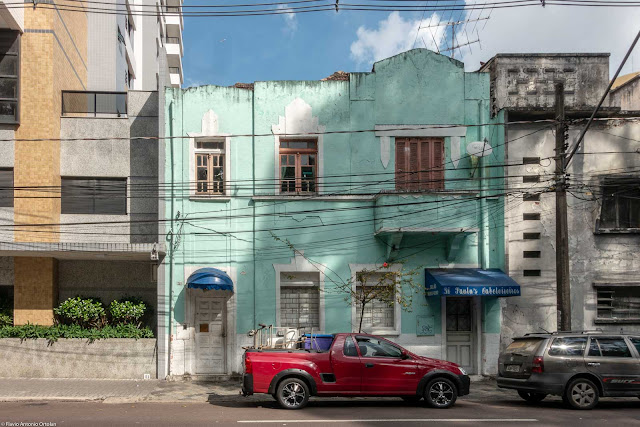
[[531, 356, 544, 373], [244, 354, 252, 374]]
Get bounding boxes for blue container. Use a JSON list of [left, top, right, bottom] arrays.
[[302, 334, 334, 351]]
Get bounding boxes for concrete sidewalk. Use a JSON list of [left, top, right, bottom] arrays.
[[0, 377, 512, 404]]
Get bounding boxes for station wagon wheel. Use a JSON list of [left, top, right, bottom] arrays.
[[276, 378, 310, 410], [565, 378, 599, 410], [424, 377, 458, 409]]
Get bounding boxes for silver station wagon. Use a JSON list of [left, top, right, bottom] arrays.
[[497, 332, 640, 409]]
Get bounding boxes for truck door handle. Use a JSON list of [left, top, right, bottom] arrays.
[[587, 362, 600, 367], [365, 363, 374, 368]]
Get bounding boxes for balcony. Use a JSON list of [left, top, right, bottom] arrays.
[[0, 1, 24, 32], [374, 193, 480, 261], [62, 91, 127, 117], [169, 67, 182, 87], [164, 6, 183, 30]]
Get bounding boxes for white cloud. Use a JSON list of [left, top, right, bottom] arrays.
[[278, 4, 298, 35], [457, 4, 640, 74], [350, 11, 447, 65], [350, 5, 640, 76]]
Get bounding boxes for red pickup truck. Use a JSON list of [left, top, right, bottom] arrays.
[[241, 333, 470, 409]]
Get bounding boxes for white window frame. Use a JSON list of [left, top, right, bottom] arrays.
[[274, 252, 325, 331], [188, 110, 231, 199], [349, 263, 402, 336]]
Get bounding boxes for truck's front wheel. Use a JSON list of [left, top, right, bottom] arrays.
[[276, 378, 310, 410]]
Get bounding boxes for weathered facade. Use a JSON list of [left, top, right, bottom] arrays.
[[481, 54, 640, 345], [0, 0, 184, 379], [609, 72, 640, 111], [163, 49, 514, 379]]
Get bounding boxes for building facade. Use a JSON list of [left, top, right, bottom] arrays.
[[163, 49, 516, 379], [481, 54, 640, 345], [0, 0, 183, 378]]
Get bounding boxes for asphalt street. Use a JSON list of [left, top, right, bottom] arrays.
[[1, 395, 639, 426]]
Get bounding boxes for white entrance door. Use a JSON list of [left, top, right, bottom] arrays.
[[445, 297, 475, 374], [195, 296, 226, 374]]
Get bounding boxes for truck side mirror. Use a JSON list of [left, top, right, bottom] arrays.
[[401, 350, 410, 360]]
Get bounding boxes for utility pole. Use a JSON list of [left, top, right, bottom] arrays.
[[555, 82, 571, 332]]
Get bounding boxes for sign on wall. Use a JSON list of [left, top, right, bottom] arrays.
[[416, 315, 435, 336]]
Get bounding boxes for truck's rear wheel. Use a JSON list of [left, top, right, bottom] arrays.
[[424, 377, 457, 409], [276, 378, 310, 410]]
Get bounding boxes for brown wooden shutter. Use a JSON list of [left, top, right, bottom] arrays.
[[395, 138, 407, 190], [432, 138, 444, 190], [419, 140, 431, 190], [409, 139, 419, 191]]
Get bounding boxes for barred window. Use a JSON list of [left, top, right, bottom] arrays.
[[596, 286, 640, 323], [280, 272, 320, 330]]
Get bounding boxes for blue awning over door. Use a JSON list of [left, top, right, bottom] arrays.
[[425, 268, 521, 297], [186, 268, 233, 291]]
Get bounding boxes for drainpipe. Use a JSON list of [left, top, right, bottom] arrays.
[[167, 97, 175, 378], [252, 88, 257, 329], [479, 100, 490, 270]]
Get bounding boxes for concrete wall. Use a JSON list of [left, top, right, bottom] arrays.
[[0, 338, 157, 379], [610, 77, 640, 111], [481, 54, 610, 116], [503, 119, 640, 347], [59, 90, 159, 244]]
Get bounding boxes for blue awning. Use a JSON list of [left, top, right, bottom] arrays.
[[187, 268, 233, 291], [425, 268, 521, 297]]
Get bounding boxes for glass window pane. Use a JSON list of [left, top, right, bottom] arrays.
[[355, 337, 402, 358], [0, 101, 17, 123], [588, 339, 601, 357], [595, 338, 632, 357], [280, 155, 287, 165], [548, 337, 587, 356], [0, 78, 16, 98], [288, 155, 295, 164], [281, 166, 295, 180], [630, 337, 640, 354], [309, 155, 315, 166], [301, 155, 308, 166], [0, 55, 17, 76], [343, 336, 358, 357]]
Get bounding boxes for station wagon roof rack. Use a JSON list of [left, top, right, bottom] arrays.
[[524, 329, 604, 336]]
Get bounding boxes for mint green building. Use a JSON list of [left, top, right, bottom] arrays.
[[161, 49, 516, 378]]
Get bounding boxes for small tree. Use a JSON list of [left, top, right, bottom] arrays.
[[270, 232, 421, 333]]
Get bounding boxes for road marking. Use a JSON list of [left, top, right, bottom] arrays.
[[237, 419, 538, 423]]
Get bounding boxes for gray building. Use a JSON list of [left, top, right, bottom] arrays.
[[480, 54, 640, 346], [0, 0, 183, 379], [609, 72, 640, 111]]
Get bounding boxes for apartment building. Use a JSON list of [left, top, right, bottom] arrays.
[[0, 0, 183, 378]]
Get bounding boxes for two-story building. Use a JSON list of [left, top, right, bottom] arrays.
[[162, 49, 521, 379]]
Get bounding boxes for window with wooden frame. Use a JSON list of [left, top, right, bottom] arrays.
[[195, 140, 225, 195], [395, 137, 444, 191], [279, 139, 317, 193]]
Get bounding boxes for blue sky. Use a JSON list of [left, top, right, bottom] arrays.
[[181, 2, 640, 87]]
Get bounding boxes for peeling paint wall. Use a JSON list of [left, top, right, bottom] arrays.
[[164, 49, 506, 375], [503, 120, 640, 346]]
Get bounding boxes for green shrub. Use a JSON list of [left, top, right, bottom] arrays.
[[108, 298, 147, 326], [0, 312, 12, 327], [0, 323, 154, 341], [54, 297, 105, 328]]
